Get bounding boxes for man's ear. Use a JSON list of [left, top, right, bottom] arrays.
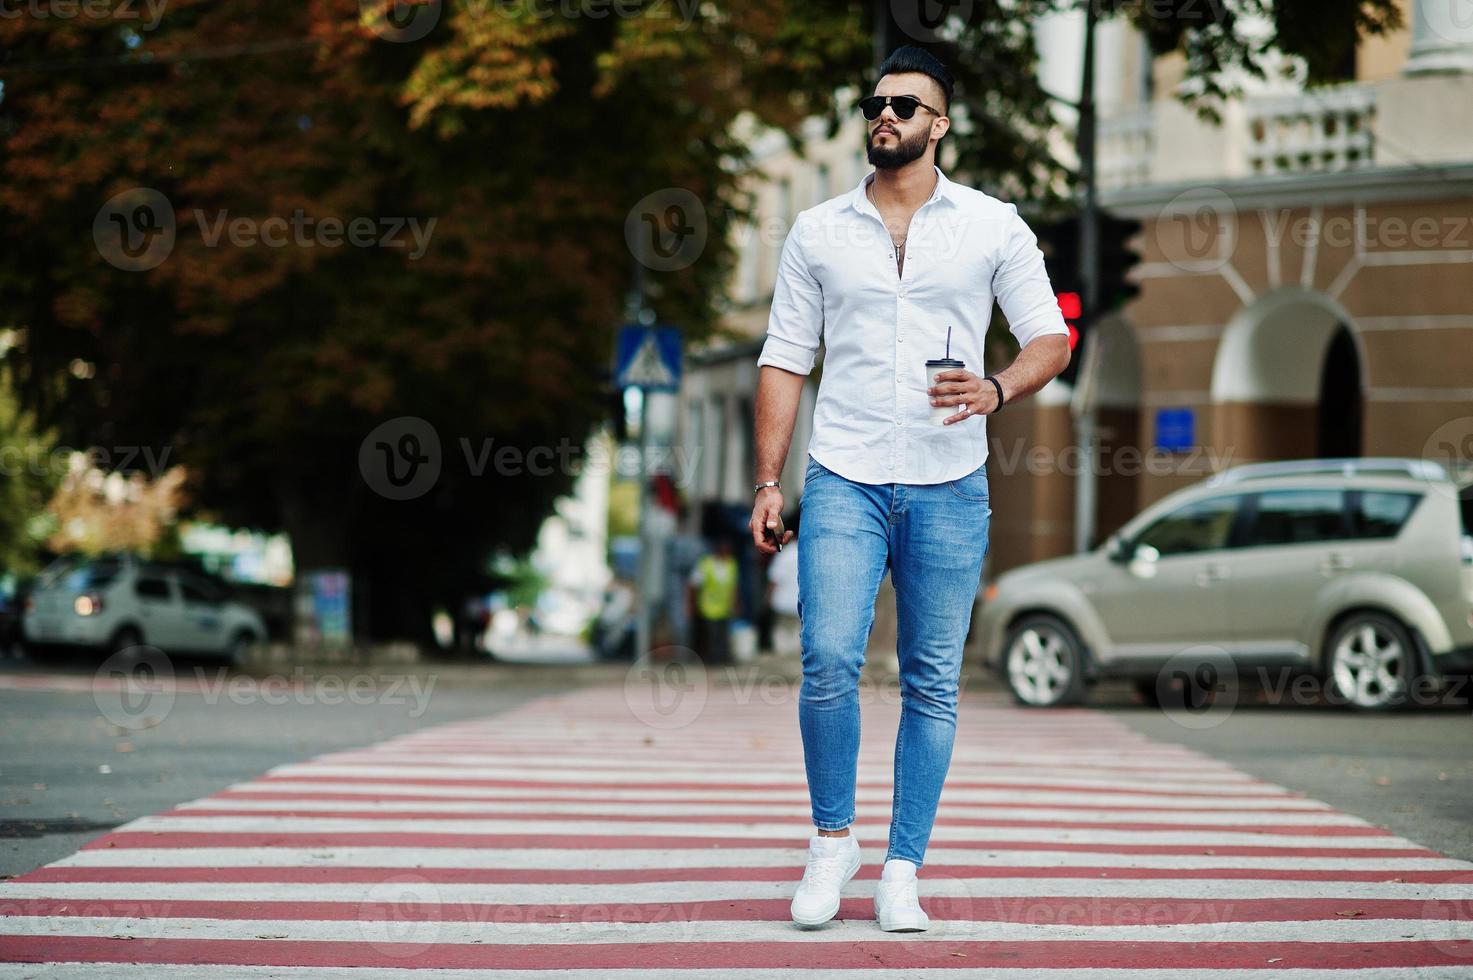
[[932, 115, 950, 141]]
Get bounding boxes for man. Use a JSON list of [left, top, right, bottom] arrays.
[[748, 46, 1071, 932], [686, 533, 741, 664]]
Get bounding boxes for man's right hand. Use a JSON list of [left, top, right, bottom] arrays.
[[750, 487, 794, 555]]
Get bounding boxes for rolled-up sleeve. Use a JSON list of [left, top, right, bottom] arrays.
[[757, 215, 823, 375], [992, 204, 1070, 349]]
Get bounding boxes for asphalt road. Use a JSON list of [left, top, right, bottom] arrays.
[[2, 654, 1470, 880], [1083, 677, 1473, 865], [0, 654, 620, 878]]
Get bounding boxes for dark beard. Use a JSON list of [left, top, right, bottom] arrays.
[[866, 126, 929, 169]]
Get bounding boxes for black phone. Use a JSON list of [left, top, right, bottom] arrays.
[[764, 514, 787, 551]]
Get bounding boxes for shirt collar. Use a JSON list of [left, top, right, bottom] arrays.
[[848, 165, 956, 216]]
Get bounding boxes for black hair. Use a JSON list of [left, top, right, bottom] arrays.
[[877, 45, 954, 115]]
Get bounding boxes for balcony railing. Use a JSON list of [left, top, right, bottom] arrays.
[[1097, 109, 1154, 189], [1097, 83, 1380, 190], [1245, 85, 1376, 175]]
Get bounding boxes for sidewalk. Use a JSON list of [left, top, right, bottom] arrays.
[[2, 676, 1471, 973]]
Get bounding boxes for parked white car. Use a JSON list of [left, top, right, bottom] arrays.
[[23, 554, 266, 661], [978, 458, 1473, 711]]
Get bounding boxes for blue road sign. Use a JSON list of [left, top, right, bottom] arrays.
[[615, 325, 682, 392], [1155, 407, 1196, 452]]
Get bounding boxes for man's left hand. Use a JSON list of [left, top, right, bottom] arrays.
[[929, 369, 1000, 425]]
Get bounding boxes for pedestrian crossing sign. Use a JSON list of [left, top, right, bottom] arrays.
[[616, 325, 682, 392]]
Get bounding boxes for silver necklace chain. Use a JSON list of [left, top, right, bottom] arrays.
[[867, 182, 906, 250]]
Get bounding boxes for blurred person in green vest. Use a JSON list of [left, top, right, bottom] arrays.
[[685, 533, 741, 664]]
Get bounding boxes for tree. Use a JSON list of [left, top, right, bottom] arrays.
[[0, 366, 61, 576], [0, 1, 874, 647]]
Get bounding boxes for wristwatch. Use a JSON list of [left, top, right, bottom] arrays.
[[753, 480, 781, 494]]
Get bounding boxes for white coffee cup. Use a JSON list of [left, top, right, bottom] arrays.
[[925, 357, 966, 426]]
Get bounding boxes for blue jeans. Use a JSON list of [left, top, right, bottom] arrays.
[[796, 453, 991, 869]]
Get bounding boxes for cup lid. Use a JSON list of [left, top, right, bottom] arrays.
[[925, 357, 965, 368]]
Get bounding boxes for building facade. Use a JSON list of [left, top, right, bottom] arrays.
[[675, 2, 1473, 654], [1072, 0, 1473, 550]]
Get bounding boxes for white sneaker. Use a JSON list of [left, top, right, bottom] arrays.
[[874, 858, 929, 932], [790, 832, 861, 928]]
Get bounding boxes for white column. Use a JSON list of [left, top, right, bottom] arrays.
[[1405, 0, 1473, 74]]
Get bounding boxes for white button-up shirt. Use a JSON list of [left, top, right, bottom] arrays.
[[757, 166, 1069, 485]]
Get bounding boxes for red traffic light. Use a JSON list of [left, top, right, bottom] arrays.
[[1066, 323, 1079, 350], [1056, 291, 1082, 320]]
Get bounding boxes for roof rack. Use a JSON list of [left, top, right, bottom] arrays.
[[1205, 457, 1452, 487]]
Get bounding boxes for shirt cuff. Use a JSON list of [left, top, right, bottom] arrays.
[[1008, 313, 1071, 350], [757, 334, 818, 375]]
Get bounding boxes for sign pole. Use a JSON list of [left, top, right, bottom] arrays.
[[616, 261, 680, 669], [634, 384, 652, 669], [1073, 0, 1101, 554]]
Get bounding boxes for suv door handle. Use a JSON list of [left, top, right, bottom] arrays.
[[1319, 552, 1354, 574], [1196, 563, 1228, 586]]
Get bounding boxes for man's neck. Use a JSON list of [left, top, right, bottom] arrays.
[[869, 158, 937, 211]]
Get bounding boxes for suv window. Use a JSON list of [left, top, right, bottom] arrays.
[[1245, 489, 1349, 546], [1349, 491, 1421, 539], [135, 576, 171, 600], [178, 576, 224, 604], [1135, 495, 1242, 557], [42, 558, 124, 592]]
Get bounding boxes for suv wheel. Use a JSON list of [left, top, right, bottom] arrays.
[[1003, 614, 1088, 707], [1324, 611, 1419, 711], [227, 631, 258, 666], [1133, 678, 1163, 707], [110, 626, 144, 657]]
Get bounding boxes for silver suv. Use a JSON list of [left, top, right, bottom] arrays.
[[23, 553, 267, 661], [978, 458, 1473, 711]]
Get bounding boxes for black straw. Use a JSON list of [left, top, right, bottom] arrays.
[[945, 325, 951, 359]]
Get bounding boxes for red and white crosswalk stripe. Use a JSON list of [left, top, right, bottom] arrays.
[[2, 682, 1471, 976]]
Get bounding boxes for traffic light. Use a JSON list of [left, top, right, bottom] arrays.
[[1032, 210, 1141, 387], [1056, 290, 1083, 353], [1098, 210, 1142, 315]]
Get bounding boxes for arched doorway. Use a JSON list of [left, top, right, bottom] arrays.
[[1211, 288, 1364, 464], [1317, 325, 1363, 458]]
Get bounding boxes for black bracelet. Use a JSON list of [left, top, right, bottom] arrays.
[[983, 375, 1005, 413]]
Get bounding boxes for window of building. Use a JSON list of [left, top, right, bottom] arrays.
[[737, 221, 761, 303]]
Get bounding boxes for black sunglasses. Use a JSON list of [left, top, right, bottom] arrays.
[[859, 94, 942, 121]]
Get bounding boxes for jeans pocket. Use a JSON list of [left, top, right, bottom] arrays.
[[803, 456, 826, 489], [947, 464, 989, 502]]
